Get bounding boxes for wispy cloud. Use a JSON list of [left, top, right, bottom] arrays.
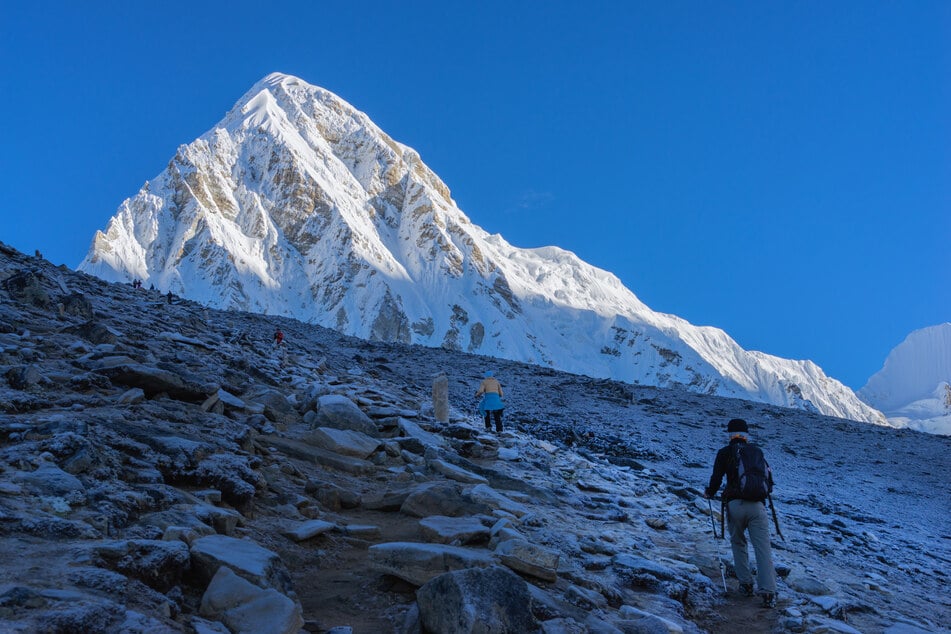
[[505, 189, 555, 214]]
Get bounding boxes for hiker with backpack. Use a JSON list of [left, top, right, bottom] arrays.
[[475, 370, 504, 433], [704, 418, 778, 608]]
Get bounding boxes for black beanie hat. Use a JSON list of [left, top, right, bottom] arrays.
[[726, 418, 749, 433]]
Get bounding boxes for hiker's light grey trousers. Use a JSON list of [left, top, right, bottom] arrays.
[[727, 499, 777, 593]]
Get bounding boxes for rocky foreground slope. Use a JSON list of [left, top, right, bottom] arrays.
[[1, 242, 948, 633]]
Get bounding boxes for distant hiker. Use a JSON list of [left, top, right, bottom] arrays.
[[704, 418, 778, 608], [273, 329, 285, 346], [34, 249, 42, 259], [475, 370, 504, 433], [166, 290, 174, 305]]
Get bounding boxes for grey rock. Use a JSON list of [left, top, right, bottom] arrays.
[[429, 458, 489, 484], [565, 584, 608, 610], [89, 539, 191, 592], [400, 482, 492, 518], [16, 463, 86, 501], [340, 524, 381, 539], [617, 606, 686, 633], [361, 489, 411, 512], [883, 622, 941, 634], [541, 618, 589, 634], [495, 538, 560, 582], [3, 270, 51, 307], [283, 519, 336, 542], [612, 554, 679, 581], [304, 426, 382, 459], [315, 394, 378, 436], [305, 478, 362, 510], [398, 417, 447, 449], [466, 484, 530, 518], [6, 364, 43, 389], [63, 320, 120, 345], [786, 573, 834, 595], [263, 435, 376, 475], [94, 362, 207, 401], [190, 535, 295, 596], [419, 515, 491, 545], [416, 566, 539, 634], [200, 566, 303, 634], [802, 615, 863, 633], [247, 388, 300, 426], [116, 387, 146, 404], [368, 541, 497, 586], [61, 293, 94, 319]]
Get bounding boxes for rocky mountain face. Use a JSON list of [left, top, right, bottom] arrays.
[[78, 72, 884, 426], [2, 242, 949, 633], [858, 323, 951, 435]]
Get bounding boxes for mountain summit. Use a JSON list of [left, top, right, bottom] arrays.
[[79, 72, 884, 424], [858, 323, 951, 434]]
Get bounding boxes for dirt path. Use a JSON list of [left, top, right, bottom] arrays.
[[692, 562, 783, 634], [273, 505, 423, 632]]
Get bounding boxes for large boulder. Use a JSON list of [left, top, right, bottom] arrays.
[[16, 463, 87, 503], [304, 427, 381, 459], [62, 320, 120, 345], [313, 394, 378, 437], [398, 417, 447, 450], [416, 567, 539, 634], [190, 535, 294, 596], [200, 566, 303, 634], [282, 519, 336, 543], [93, 362, 208, 401], [466, 484, 530, 518], [419, 516, 491, 545], [495, 539, 560, 582], [304, 478, 361, 510], [61, 293, 94, 319], [428, 459, 489, 485], [368, 542, 496, 586], [5, 365, 44, 390], [611, 554, 680, 582], [400, 482, 493, 518], [2, 270, 51, 308], [246, 389, 300, 426]]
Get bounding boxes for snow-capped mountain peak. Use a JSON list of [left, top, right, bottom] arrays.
[[858, 323, 951, 434], [78, 73, 885, 425]]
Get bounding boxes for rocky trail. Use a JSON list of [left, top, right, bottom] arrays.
[[0, 241, 948, 633]]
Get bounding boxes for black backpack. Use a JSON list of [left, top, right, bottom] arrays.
[[733, 444, 771, 501]]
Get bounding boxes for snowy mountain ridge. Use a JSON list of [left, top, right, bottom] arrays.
[[858, 323, 951, 435], [79, 72, 885, 425]]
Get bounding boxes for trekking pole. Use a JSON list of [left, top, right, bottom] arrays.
[[706, 497, 728, 593], [767, 493, 785, 541]]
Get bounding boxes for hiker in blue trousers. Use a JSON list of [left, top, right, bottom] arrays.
[[475, 371, 504, 433]]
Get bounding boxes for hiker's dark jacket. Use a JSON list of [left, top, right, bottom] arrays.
[[705, 437, 774, 503]]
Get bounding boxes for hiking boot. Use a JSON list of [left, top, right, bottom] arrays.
[[739, 583, 754, 597], [762, 592, 777, 608]]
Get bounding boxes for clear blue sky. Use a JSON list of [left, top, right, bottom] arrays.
[[2, 1, 948, 390]]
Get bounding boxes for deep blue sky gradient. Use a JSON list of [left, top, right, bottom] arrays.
[[2, 1, 948, 389]]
